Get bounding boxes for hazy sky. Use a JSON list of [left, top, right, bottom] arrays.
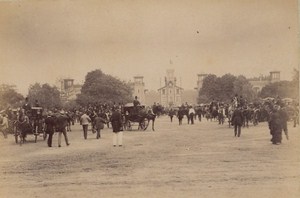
[[0, 0, 298, 95]]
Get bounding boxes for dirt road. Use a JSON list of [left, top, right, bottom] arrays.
[[0, 116, 299, 198]]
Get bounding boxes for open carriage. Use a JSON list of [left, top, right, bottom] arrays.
[[14, 107, 46, 145], [123, 103, 156, 131]]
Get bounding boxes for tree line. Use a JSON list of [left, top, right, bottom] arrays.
[[197, 69, 299, 104], [0, 69, 133, 110], [0, 69, 298, 110]]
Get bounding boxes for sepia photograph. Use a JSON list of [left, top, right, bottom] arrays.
[[0, 0, 299, 197]]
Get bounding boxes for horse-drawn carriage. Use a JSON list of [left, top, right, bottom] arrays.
[[122, 103, 156, 131], [14, 106, 46, 145]]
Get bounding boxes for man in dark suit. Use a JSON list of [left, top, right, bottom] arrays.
[[45, 111, 56, 147], [56, 110, 70, 147], [110, 107, 123, 147], [269, 104, 288, 145], [133, 96, 140, 115], [22, 97, 31, 115], [231, 107, 244, 137], [93, 113, 106, 139]]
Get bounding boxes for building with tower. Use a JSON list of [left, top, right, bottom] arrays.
[[59, 78, 82, 102], [158, 69, 183, 107], [195, 73, 208, 91], [132, 76, 146, 104], [269, 71, 280, 83], [248, 71, 281, 93]]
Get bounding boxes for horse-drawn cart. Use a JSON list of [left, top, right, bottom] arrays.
[[14, 107, 46, 145], [123, 103, 156, 131]]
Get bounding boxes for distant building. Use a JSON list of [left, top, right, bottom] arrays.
[[195, 73, 208, 91], [158, 69, 183, 107], [248, 71, 280, 93], [132, 76, 146, 104], [60, 79, 82, 102]]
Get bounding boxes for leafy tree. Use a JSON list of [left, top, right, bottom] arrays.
[[198, 74, 218, 103], [219, 74, 236, 102], [77, 69, 133, 106], [28, 83, 62, 109], [260, 81, 298, 99], [233, 75, 256, 101], [0, 84, 24, 109], [198, 74, 256, 103]]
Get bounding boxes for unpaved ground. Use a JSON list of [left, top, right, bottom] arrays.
[[0, 116, 299, 198]]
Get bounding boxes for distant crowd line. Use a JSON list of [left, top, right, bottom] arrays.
[[166, 95, 299, 145], [0, 95, 299, 147]]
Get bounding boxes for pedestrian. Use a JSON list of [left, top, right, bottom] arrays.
[[188, 106, 195, 124], [110, 107, 123, 147], [80, 111, 91, 139], [177, 107, 184, 125], [89, 110, 97, 133], [0, 114, 8, 139], [218, 107, 225, 125], [231, 107, 244, 137], [56, 110, 70, 147], [93, 113, 106, 139], [45, 111, 56, 147], [168, 108, 175, 122], [196, 107, 202, 122], [269, 104, 288, 145], [280, 105, 289, 140]]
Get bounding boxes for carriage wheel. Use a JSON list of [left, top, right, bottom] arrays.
[[140, 118, 149, 131]]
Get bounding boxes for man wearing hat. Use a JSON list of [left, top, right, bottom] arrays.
[[231, 106, 244, 137], [188, 106, 196, 124], [268, 104, 286, 145], [22, 97, 31, 116], [80, 111, 92, 139], [110, 106, 123, 147], [45, 111, 56, 147], [56, 110, 70, 147]]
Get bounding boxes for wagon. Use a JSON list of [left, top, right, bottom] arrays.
[[123, 103, 156, 131], [15, 107, 46, 145]]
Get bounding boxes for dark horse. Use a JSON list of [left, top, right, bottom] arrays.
[[177, 107, 191, 124], [210, 106, 219, 121]]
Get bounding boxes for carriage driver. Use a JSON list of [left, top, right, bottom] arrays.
[[22, 97, 31, 115], [133, 96, 141, 114]]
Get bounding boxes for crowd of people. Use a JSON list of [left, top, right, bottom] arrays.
[[0, 97, 126, 147], [166, 95, 299, 145], [0, 94, 299, 147]]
